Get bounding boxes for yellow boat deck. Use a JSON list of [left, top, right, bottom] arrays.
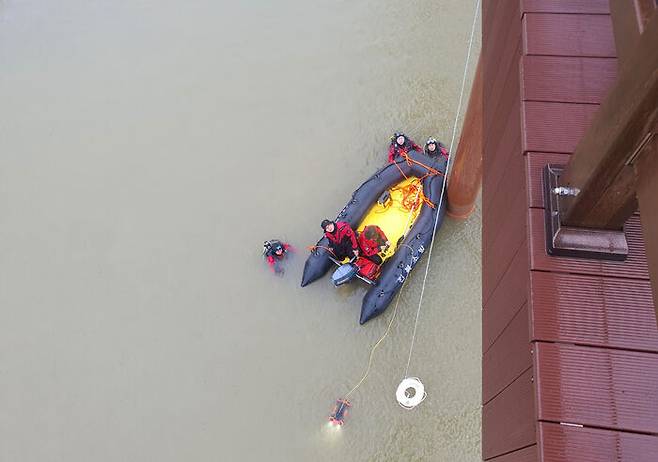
[[357, 176, 423, 262]]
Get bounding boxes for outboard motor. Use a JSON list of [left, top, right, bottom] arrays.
[[331, 263, 359, 286]]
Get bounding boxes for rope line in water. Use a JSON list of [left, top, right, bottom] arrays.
[[343, 185, 422, 398], [402, 0, 481, 380], [344, 290, 402, 398]]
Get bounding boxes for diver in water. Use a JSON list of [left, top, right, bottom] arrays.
[[424, 137, 449, 159], [388, 132, 422, 163], [263, 239, 291, 275], [321, 219, 359, 260]]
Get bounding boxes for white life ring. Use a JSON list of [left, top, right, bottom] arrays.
[[396, 377, 427, 409]]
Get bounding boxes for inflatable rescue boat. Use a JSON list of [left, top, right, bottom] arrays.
[[301, 149, 447, 324]]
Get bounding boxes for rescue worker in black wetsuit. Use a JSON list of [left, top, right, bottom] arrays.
[[424, 137, 449, 159], [388, 132, 422, 163], [263, 239, 291, 275], [321, 219, 359, 261]]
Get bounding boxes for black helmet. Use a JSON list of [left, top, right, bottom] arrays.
[[392, 132, 407, 145], [263, 239, 283, 255], [321, 219, 334, 230], [425, 137, 437, 147]]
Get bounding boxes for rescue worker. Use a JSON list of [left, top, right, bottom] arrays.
[[388, 132, 422, 163], [321, 219, 359, 260], [263, 239, 291, 275], [358, 225, 389, 265], [425, 137, 449, 159]]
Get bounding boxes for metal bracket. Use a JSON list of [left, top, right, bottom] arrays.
[[542, 165, 628, 261]]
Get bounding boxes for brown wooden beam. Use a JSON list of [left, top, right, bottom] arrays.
[[634, 0, 657, 34], [609, 0, 656, 68], [610, 0, 641, 67], [558, 12, 658, 229], [634, 134, 658, 322]]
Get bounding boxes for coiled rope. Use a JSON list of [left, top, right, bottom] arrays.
[[392, 179, 435, 211]]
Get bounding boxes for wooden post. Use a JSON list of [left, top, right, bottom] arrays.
[[634, 134, 658, 321], [558, 12, 658, 229], [610, 0, 656, 69], [553, 3, 658, 320], [447, 56, 482, 220]]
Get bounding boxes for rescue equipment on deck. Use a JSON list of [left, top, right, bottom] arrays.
[[353, 256, 380, 280], [377, 190, 392, 207]]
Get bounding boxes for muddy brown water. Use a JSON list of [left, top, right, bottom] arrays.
[[0, 1, 481, 460]]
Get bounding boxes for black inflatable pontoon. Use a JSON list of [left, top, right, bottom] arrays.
[[301, 150, 447, 324]]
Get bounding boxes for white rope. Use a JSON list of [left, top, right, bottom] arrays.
[[403, 0, 481, 379], [342, 181, 424, 398]]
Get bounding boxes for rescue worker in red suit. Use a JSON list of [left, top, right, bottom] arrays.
[[388, 132, 422, 163], [425, 137, 449, 159], [263, 240, 291, 275], [321, 219, 359, 260], [357, 225, 389, 265]]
